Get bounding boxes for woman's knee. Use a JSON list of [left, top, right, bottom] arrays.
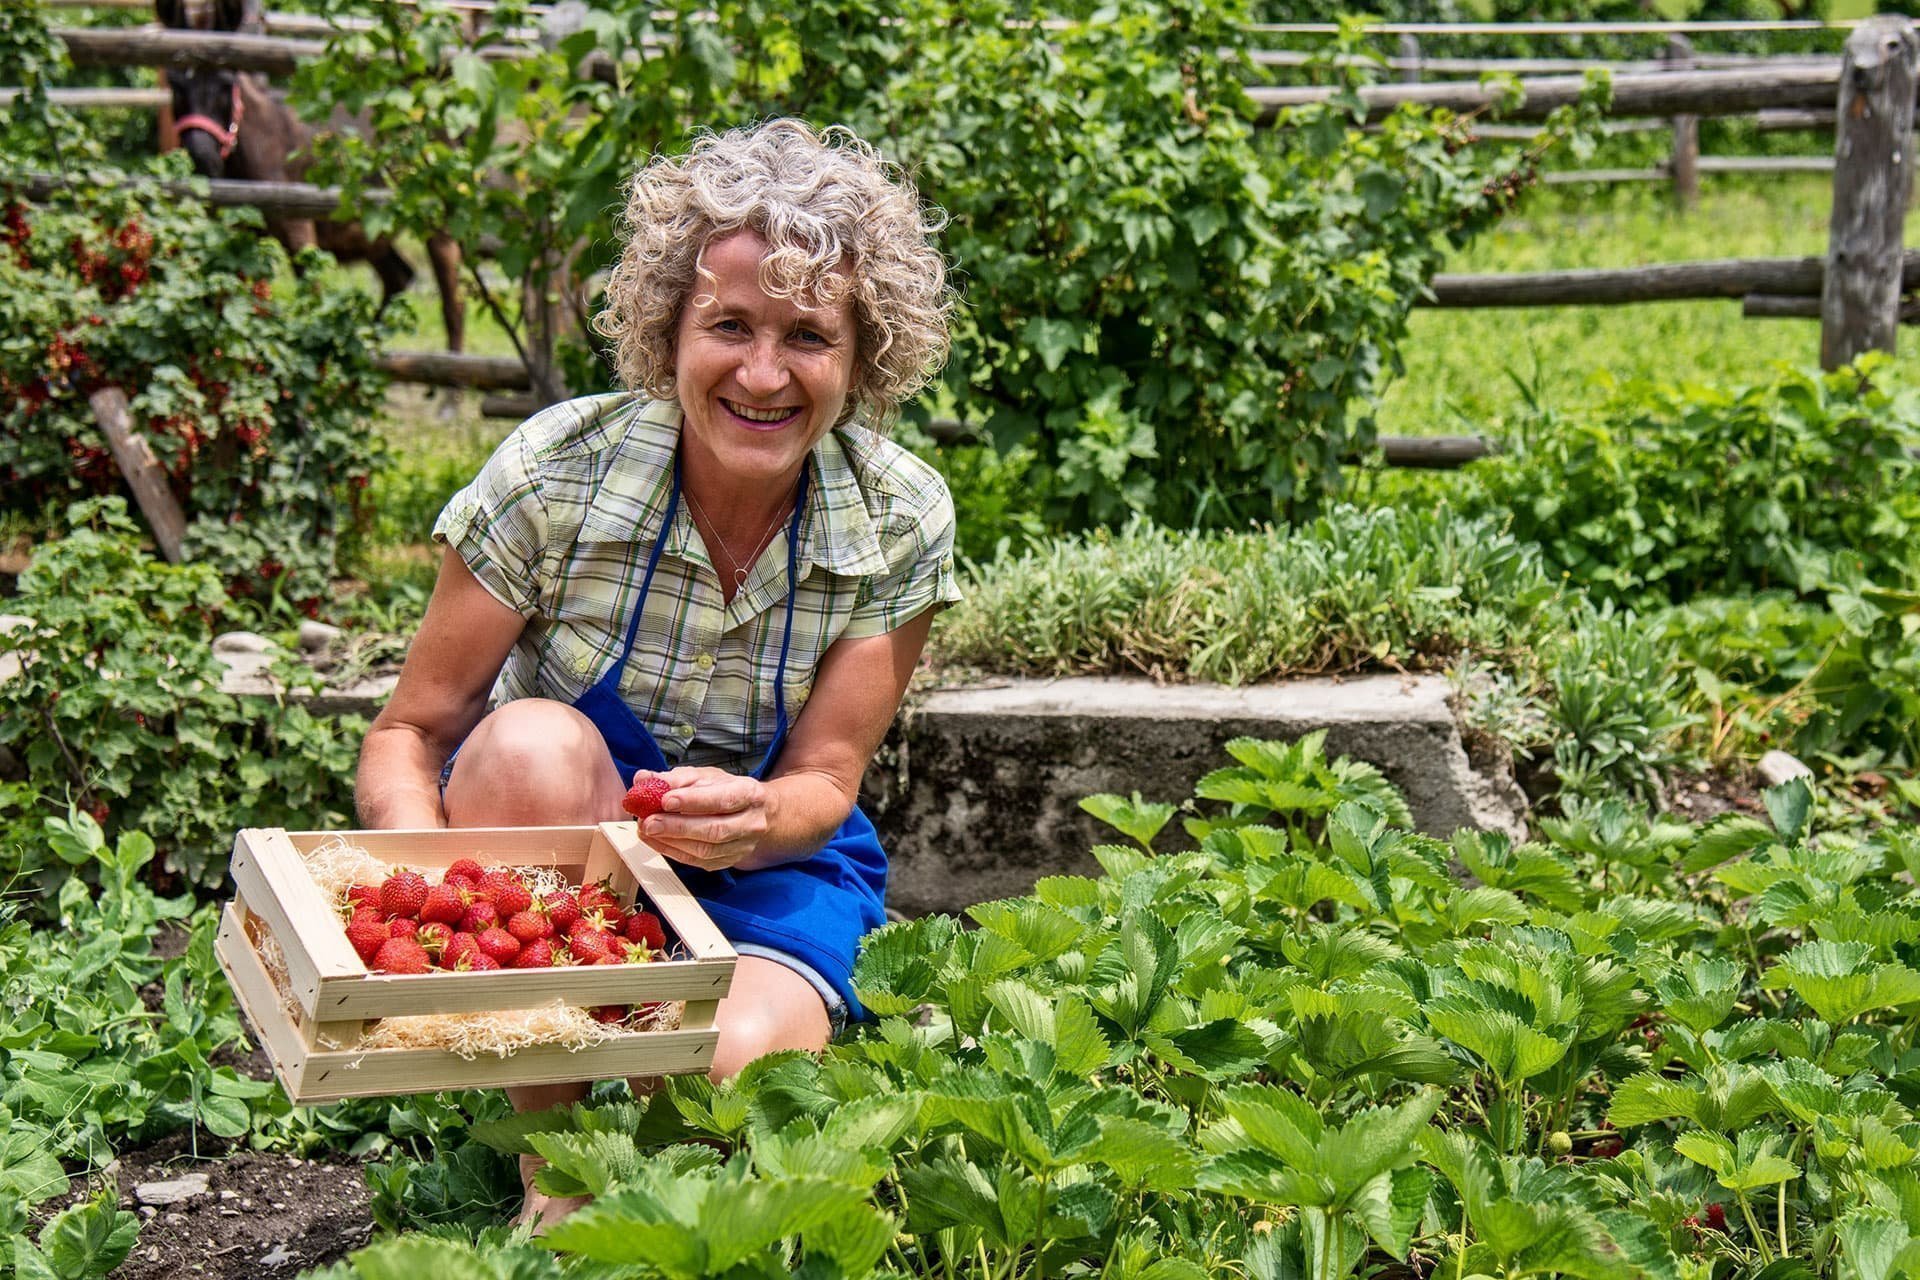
[[443, 699, 626, 826], [704, 958, 833, 1080]]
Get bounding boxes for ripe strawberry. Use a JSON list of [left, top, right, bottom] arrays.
[[480, 870, 533, 918], [592, 952, 628, 966], [589, 1005, 629, 1024], [345, 912, 389, 963], [1703, 1204, 1726, 1232], [1590, 1138, 1624, 1160], [569, 928, 614, 963], [460, 901, 500, 934], [443, 932, 480, 969], [476, 927, 521, 965], [370, 937, 431, 974], [387, 917, 419, 939], [578, 883, 620, 916], [624, 911, 667, 952], [615, 938, 653, 964], [507, 910, 553, 943], [419, 882, 466, 925], [512, 938, 557, 969], [379, 871, 430, 920], [541, 890, 581, 933], [346, 884, 379, 911], [467, 953, 501, 971], [418, 922, 455, 955], [445, 858, 486, 883], [622, 775, 672, 820]]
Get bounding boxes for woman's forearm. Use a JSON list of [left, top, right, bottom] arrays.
[[355, 720, 452, 829], [736, 770, 859, 871]]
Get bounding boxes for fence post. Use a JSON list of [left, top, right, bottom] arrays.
[[1822, 14, 1920, 371], [1665, 35, 1700, 208], [1398, 33, 1421, 85]]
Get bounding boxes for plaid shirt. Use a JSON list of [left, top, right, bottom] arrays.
[[433, 394, 961, 774]]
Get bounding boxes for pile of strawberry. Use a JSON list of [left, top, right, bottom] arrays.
[[341, 858, 670, 992]]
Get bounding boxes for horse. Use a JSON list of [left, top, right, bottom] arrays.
[[155, 0, 465, 357]]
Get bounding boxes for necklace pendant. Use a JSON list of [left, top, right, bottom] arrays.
[[734, 568, 749, 588]]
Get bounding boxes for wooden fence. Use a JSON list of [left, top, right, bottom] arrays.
[[15, 15, 1920, 472]]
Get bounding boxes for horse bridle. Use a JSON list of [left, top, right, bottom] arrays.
[[175, 79, 245, 160]]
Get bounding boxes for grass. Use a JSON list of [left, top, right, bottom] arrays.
[[1375, 174, 1920, 440]]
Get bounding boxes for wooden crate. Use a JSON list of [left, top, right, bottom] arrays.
[[215, 821, 734, 1103]]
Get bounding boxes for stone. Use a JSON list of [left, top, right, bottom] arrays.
[[261, 1244, 296, 1267], [211, 631, 273, 655], [1758, 750, 1814, 788], [297, 620, 343, 656], [864, 674, 1529, 918], [0, 614, 33, 687], [135, 1174, 211, 1206]]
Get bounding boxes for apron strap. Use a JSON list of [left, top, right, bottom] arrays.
[[753, 466, 812, 781], [610, 461, 683, 675]]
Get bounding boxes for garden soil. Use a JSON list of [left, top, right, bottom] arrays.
[[108, 1136, 374, 1279]]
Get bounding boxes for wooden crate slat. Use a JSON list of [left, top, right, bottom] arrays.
[[317, 956, 737, 1019], [601, 821, 736, 961], [286, 826, 598, 864], [216, 901, 313, 1082], [229, 831, 333, 1013], [290, 1028, 720, 1102]]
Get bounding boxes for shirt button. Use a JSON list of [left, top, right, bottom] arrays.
[[695, 653, 714, 671], [675, 723, 693, 738]]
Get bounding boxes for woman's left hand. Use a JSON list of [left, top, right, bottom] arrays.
[[634, 766, 775, 872]]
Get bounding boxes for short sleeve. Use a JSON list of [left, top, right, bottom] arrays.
[[840, 483, 964, 639], [431, 430, 550, 618]]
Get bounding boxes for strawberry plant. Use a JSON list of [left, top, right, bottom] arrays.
[[289, 737, 1920, 1280], [0, 499, 362, 887]]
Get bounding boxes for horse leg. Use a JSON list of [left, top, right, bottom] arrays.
[[426, 233, 464, 354], [370, 243, 416, 314]]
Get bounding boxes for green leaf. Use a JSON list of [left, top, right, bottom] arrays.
[[1764, 777, 1814, 843], [1079, 792, 1176, 850]]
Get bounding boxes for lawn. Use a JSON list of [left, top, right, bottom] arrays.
[[1376, 173, 1920, 439]]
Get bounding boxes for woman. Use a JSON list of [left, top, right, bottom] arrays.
[[354, 119, 959, 1223]]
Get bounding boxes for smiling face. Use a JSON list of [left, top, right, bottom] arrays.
[[672, 230, 857, 494]]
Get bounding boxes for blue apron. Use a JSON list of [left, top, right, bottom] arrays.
[[572, 460, 886, 1021]]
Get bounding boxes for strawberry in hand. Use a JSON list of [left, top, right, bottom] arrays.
[[623, 775, 673, 821]]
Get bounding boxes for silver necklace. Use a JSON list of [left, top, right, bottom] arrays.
[[684, 484, 793, 590]]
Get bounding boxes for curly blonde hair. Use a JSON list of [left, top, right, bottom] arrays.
[[594, 119, 954, 430]]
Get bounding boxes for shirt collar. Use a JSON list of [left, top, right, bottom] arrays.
[[576, 399, 892, 578]]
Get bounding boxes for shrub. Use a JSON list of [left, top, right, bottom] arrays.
[[0, 167, 393, 611], [0, 499, 363, 888], [1457, 359, 1920, 607], [293, 0, 1596, 534], [932, 504, 1567, 683]]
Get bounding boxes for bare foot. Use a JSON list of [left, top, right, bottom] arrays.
[[515, 1154, 591, 1234]]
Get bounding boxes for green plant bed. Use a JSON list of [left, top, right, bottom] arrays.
[[299, 740, 1920, 1280]]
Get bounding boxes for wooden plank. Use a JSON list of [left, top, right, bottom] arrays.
[[232, 828, 363, 1019], [602, 822, 737, 964], [215, 901, 312, 1085], [316, 957, 738, 1019], [375, 350, 530, 391], [1252, 63, 1843, 125], [1698, 155, 1835, 173], [1246, 19, 1850, 34], [1667, 36, 1700, 209], [1429, 250, 1920, 307], [87, 387, 186, 564], [289, 1027, 719, 1102], [1823, 16, 1919, 370], [1543, 168, 1671, 184], [0, 87, 170, 108], [21, 170, 377, 217], [283, 825, 596, 864], [58, 27, 324, 75], [1749, 292, 1920, 322]]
